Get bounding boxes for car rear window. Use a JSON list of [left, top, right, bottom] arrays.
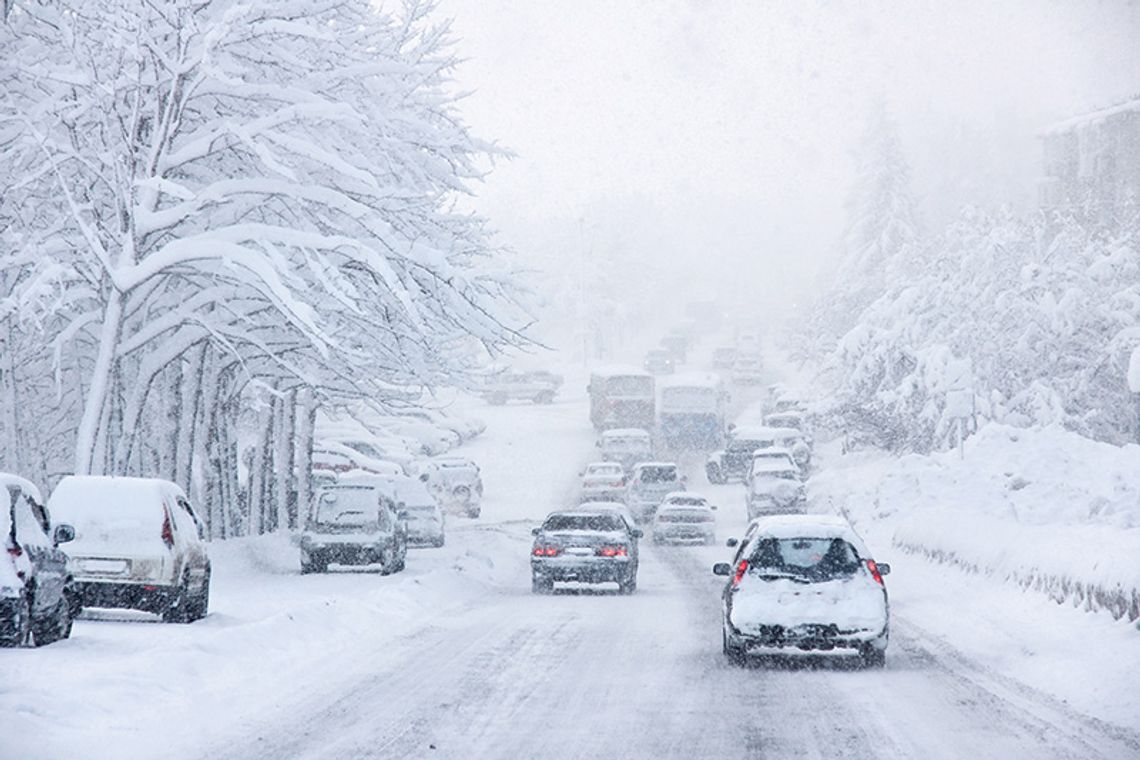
[[313, 487, 379, 526], [658, 509, 712, 523], [543, 514, 625, 532], [747, 537, 861, 581], [638, 466, 678, 483]]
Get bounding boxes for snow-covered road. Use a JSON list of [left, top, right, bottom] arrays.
[[4, 376, 1139, 759]]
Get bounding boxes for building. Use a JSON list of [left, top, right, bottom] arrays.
[[1039, 96, 1140, 226]]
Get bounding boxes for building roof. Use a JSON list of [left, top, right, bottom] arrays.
[[1041, 96, 1140, 136]]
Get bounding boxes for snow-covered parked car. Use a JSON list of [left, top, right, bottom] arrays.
[[414, 456, 483, 518], [625, 462, 685, 523], [1, 474, 76, 647], [745, 460, 806, 520], [530, 510, 642, 594], [652, 492, 717, 545], [714, 515, 891, 668], [392, 478, 445, 548], [300, 484, 408, 573], [480, 370, 562, 405], [380, 415, 460, 456], [597, 428, 653, 473], [579, 462, 627, 503], [314, 439, 408, 474], [48, 476, 211, 623]]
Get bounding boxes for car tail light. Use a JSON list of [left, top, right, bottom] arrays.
[[732, 560, 748, 588], [866, 559, 884, 586], [532, 544, 560, 557], [161, 510, 174, 549], [596, 545, 628, 557]]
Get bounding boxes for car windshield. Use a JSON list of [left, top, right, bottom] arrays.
[[728, 439, 762, 452], [542, 514, 625, 532], [637, 466, 677, 483], [747, 537, 861, 580], [587, 465, 623, 477], [312, 488, 379, 526], [658, 509, 711, 523]]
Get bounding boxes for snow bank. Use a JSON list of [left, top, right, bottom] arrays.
[[812, 424, 1140, 622]]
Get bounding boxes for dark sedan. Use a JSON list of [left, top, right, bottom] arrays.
[[531, 511, 642, 594]]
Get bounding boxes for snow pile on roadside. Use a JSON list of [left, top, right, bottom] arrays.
[[812, 423, 1140, 622]]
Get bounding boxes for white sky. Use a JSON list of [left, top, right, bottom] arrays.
[[439, 0, 1140, 322]]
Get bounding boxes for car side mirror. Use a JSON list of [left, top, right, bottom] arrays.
[[531, 527, 541, 536], [877, 562, 891, 576], [631, 528, 643, 539], [710, 505, 718, 511], [725, 538, 738, 548], [419, 473, 430, 482], [712, 562, 732, 576], [398, 510, 409, 520], [53, 523, 76, 545]]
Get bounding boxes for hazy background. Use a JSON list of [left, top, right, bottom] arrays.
[[440, 0, 1140, 348]]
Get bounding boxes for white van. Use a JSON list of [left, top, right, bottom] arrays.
[[48, 476, 211, 623]]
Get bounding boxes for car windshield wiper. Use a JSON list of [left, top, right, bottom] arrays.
[[752, 570, 811, 583]]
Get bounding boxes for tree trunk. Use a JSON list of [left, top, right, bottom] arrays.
[[294, 387, 316, 530], [273, 389, 296, 531], [75, 290, 123, 475]]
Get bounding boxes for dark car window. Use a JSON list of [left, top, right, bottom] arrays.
[[748, 537, 860, 580], [543, 514, 625, 532], [637, 466, 677, 484]]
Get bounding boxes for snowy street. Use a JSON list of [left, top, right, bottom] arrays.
[[6, 382, 1138, 760]]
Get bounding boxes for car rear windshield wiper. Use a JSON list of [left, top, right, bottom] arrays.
[[752, 570, 811, 583]]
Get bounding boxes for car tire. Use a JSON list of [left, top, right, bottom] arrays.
[[860, 643, 886, 669], [723, 626, 746, 666], [432, 536, 446, 548], [301, 555, 328, 574], [32, 594, 72, 646], [618, 574, 637, 595], [466, 508, 481, 519], [162, 573, 193, 624], [0, 594, 32, 648], [187, 569, 210, 622], [394, 541, 407, 572], [531, 574, 553, 594]]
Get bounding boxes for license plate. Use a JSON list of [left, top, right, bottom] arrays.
[[82, 558, 130, 574], [565, 547, 593, 556]]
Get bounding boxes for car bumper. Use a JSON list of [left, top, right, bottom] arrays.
[[74, 581, 180, 614], [406, 528, 444, 546], [653, 526, 715, 543], [729, 620, 888, 653], [532, 557, 633, 584], [303, 543, 392, 566]]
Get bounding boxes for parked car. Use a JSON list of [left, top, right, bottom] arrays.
[[652, 492, 717, 545], [300, 484, 408, 573], [745, 461, 807, 520], [731, 353, 764, 384], [597, 428, 654, 473], [314, 440, 408, 474], [530, 510, 642, 594], [1, 474, 76, 647], [579, 462, 627, 503], [395, 480, 445, 548], [714, 515, 890, 667], [480, 370, 561, 405], [49, 476, 211, 623], [643, 349, 675, 375], [712, 346, 738, 369], [625, 462, 684, 523], [747, 449, 801, 480], [413, 456, 483, 518], [381, 415, 460, 456]]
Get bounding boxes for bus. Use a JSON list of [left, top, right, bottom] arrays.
[[657, 372, 728, 450]]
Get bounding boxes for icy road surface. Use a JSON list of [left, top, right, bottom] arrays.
[[4, 377, 1139, 760]]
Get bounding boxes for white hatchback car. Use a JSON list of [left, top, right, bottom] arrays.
[[652, 492, 717, 545], [714, 515, 890, 668], [579, 462, 627, 503]]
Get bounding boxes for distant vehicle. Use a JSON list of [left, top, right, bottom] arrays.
[[712, 347, 738, 369], [314, 440, 407, 474], [414, 456, 483, 518], [49, 476, 211, 623], [643, 349, 675, 375], [731, 354, 764, 384], [625, 462, 684, 523], [706, 425, 795, 484], [657, 373, 728, 450], [771, 395, 807, 414], [481, 370, 562, 405], [300, 484, 408, 573], [579, 462, 627, 503], [736, 332, 761, 354], [588, 368, 655, 431], [714, 515, 890, 668], [660, 333, 688, 364], [764, 411, 808, 435], [745, 460, 806, 520], [652, 492, 717, 545], [597, 428, 654, 473], [341, 472, 445, 548], [748, 449, 800, 480], [1, 474, 76, 647], [530, 510, 642, 594]]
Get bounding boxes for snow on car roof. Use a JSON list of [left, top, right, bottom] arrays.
[[747, 515, 869, 552], [662, 492, 707, 504], [751, 458, 798, 472], [50, 475, 184, 514], [752, 448, 794, 458], [632, 461, 678, 469]]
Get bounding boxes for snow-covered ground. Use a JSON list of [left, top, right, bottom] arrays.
[[3, 354, 1139, 759]]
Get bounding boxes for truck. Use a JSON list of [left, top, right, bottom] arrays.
[[587, 368, 655, 432], [657, 372, 728, 451]]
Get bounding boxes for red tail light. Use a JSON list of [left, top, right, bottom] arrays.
[[532, 544, 560, 557], [596, 545, 629, 557], [732, 559, 748, 587], [866, 559, 884, 586], [161, 510, 174, 549]]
